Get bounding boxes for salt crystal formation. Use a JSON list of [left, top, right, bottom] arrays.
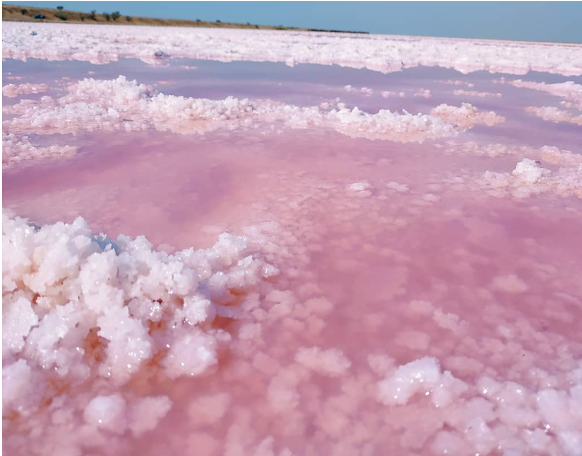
[[3, 20, 582, 456], [2, 83, 48, 98], [3, 76, 504, 154], [2, 213, 277, 444], [3, 22, 582, 76], [2, 133, 77, 168]]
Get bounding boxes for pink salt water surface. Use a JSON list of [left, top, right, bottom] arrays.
[[3, 52, 582, 456]]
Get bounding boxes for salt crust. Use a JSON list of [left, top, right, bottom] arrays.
[[376, 356, 582, 456], [496, 78, 582, 110], [2, 83, 48, 98], [524, 106, 582, 126], [2, 132, 77, 168], [3, 22, 582, 76], [443, 142, 582, 199], [3, 76, 504, 145], [2, 212, 278, 431]]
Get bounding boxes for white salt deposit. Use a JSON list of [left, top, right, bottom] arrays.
[[525, 106, 582, 126], [4, 77, 501, 144], [430, 103, 505, 130], [2, 82, 48, 98], [2, 132, 77, 168], [84, 394, 127, 433], [3, 22, 582, 76], [378, 356, 445, 406], [481, 157, 582, 199], [497, 78, 582, 109], [2, 212, 277, 421]]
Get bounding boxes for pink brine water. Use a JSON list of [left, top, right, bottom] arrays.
[[2, 22, 582, 456]]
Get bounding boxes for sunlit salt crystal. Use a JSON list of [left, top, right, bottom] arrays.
[[430, 102, 505, 130], [431, 371, 469, 408], [129, 396, 172, 437], [183, 296, 215, 325], [2, 296, 39, 356], [512, 158, 551, 183], [522, 429, 552, 452], [537, 389, 579, 431], [295, 347, 351, 377], [2, 82, 48, 98], [465, 417, 496, 455], [558, 431, 582, 456], [188, 393, 230, 425], [2, 359, 32, 411], [491, 274, 528, 293], [347, 182, 371, 192], [83, 394, 126, 434], [378, 356, 442, 406], [430, 430, 471, 456], [162, 330, 218, 378], [498, 404, 540, 428]]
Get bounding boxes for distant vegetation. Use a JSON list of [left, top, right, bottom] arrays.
[[2, 3, 368, 34]]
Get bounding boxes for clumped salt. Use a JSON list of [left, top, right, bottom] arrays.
[[295, 347, 351, 377], [430, 103, 505, 130], [378, 356, 444, 406], [2, 82, 48, 98], [2, 132, 77, 168], [3, 77, 502, 145], [2, 212, 276, 421]]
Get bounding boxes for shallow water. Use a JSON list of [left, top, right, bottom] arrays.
[[3, 47, 582, 456]]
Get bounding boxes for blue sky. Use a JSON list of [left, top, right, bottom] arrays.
[[5, 2, 582, 43]]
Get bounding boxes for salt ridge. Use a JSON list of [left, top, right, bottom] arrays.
[[3, 22, 582, 76], [3, 76, 505, 150]]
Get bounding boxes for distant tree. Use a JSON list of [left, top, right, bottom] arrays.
[[125, 15, 132, 22], [111, 11, 121, 21], [104, 12, 111, 21], [20, 8, 28, 15], [196, 19, 201, 23], [216, 19, 221, 23], [56, 5, 64, 10], [55, 12, 67, 20], [89, 10, 97, 20], [80, 13, 85, 21]]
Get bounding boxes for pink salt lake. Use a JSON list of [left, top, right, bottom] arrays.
[[3, 55, 582, 456]]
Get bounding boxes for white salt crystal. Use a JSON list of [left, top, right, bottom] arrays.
[[83, 394, 127, 434]]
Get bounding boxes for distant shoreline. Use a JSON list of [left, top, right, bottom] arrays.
[[2, 4, 369, 34]]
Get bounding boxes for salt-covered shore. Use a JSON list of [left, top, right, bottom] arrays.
[[3, 21, 582, 76]]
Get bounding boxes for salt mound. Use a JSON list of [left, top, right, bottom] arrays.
[[2, 132, 77, 168], [4, 77, 501, 145], [525, 106, 582, 126], [2, 212, 278, 419], [430, 103, 505, 130], [481, 158, 582, 199], [378, 356, 468, 407]]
